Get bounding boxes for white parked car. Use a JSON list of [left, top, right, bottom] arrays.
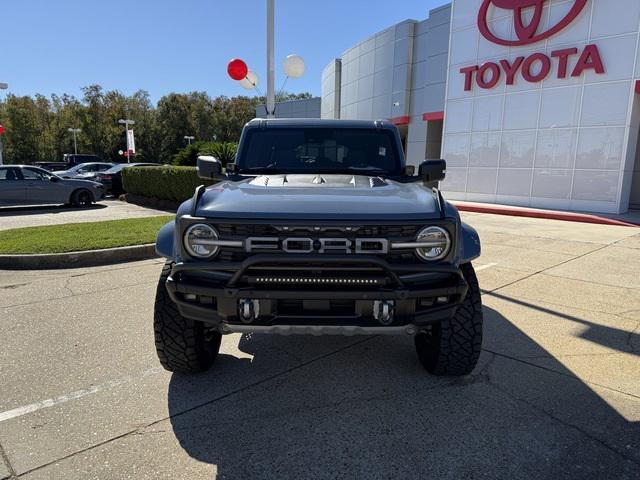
[[52, 162, 115, 180]]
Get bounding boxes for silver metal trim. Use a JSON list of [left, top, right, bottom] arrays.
[[191, 239, 244, 248], [391, 241, 445, 249], [220, 324, 418, 336]]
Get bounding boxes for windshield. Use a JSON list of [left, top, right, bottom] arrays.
[[105, 165, 126, 174], [65, 164, 85, 173], [236, 128, 402, 176]]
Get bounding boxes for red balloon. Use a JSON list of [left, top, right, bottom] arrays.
[[227, 59, 248, 81]]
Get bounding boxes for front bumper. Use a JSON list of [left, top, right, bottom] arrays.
[[165, 254, 467, 334]]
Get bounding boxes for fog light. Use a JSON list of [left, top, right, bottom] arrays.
[[436, 296, 448, 304], [185, 293, 197, 301]]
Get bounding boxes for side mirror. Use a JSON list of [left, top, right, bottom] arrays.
[[418, 159, 446, 185], [197, 156, 223, 180]]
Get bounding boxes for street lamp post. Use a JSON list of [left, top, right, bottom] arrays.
[[118, 119, 135, 163], [266, 0, 276, 118], [67, 128, 81, 156], [184, 135, 195, 146], [0, 83, 8, 165]]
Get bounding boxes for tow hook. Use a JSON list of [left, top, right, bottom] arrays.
[[239, 299, 260, 323], [373, 300, 395, 326]]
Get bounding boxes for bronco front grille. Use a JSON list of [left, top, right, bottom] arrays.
[[216, 224, 420, 238]]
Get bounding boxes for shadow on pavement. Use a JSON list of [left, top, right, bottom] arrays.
[[0, 203, 107, 217], [487, 291, 640, 357], [166, 307, 639, 479]]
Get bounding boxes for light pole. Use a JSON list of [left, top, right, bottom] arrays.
[[118, 119, 135, 163], [266, 0, 275, 118], [0, 83, 8, 165], [67, 128, 81, 156], [184, 135, 195, 146]]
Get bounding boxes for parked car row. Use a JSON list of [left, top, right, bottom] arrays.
[[0, 162, 162, 207]]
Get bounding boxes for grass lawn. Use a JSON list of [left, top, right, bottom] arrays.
[[0, 215, 174, 254]]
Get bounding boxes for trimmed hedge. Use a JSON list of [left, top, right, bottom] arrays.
[[122, 166, 214, 203]]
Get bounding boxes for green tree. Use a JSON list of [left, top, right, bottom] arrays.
[[0, 86, 313, 165]]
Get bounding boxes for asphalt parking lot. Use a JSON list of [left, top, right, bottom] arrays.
[[0, 212, 638, 479], [0, 200, 170, 231]]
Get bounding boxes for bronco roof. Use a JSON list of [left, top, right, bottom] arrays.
[[245, 118, 397, 130]]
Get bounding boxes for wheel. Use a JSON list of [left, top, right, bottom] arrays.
[[71, 189, 93, 207], [154, 261, 222, 373], [414, 263, 483, 376]]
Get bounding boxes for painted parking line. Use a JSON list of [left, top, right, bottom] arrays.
[[0, 367, 164, 424], [475, 262, 498, 272]]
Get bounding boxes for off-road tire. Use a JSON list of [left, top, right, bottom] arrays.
[[415, 262, 483, 376], [71, 189, 93, 207], [154, 261, 222, 373]]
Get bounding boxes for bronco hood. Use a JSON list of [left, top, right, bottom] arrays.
[[194, 174, 442, 220]]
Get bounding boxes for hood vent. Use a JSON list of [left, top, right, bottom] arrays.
[[312, 175, 326, 184], [247, 174, 389, 188]]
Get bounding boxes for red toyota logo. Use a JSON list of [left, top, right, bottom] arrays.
[[478, 0, 588, 46]]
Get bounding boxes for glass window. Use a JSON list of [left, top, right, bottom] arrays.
[[21, 168, 50, 180], [237, 128, 402, 176], [0, 168, 20, 181], [105, 165, 125, 174]]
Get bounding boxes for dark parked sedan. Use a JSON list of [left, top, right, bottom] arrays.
[[96, 163, 159, 195], [0, 165, 105, 207]]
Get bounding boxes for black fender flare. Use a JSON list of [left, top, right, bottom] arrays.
[[460, 221, 481, 263], [156, 221, 176, 259]]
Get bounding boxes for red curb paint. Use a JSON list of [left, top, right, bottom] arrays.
[[452, 201, 639, 228], [389, 116, 410, 126], [422, 111, 445, 121]]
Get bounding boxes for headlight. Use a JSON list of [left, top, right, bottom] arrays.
[[184, 224, 220, 259], [415, 226, 450, 261]]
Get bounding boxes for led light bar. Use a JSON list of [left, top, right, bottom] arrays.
[[254, 277, 383, 285]]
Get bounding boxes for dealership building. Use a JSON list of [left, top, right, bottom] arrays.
[[317, 0, 640, 214]]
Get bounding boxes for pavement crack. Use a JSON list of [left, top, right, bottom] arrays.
[[1, 280, 157, 309], [0, 283, 28, 290], [0, 440, 17, 479], [484, 377, 640, 468], [626, 323, 640, 354], [482, 243, 612, 295], [483, 348, 640, 401]]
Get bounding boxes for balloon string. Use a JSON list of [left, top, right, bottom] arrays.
[[246, 76, 264, 98], [276, 76, 289, 101]]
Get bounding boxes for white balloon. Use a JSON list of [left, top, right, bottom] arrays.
[[283, 54, 305, 78], [239, 70, 259, 90]]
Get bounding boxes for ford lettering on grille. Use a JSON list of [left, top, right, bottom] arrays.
[[245, 237, 389, 254]]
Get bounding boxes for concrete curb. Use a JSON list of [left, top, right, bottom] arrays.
[[453, 201, 640, 228], [0, 244, 159, 270]]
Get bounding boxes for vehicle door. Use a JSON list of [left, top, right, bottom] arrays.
[[21, 167, 68, 204], [0, 167, 26, 206]]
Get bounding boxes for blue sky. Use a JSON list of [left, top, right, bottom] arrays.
[[1, 0, 447, 104]]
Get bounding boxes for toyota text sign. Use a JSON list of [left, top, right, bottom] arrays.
[[461, 0, 604, 91]]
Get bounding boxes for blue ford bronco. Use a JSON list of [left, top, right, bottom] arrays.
[[154, 119, 483, 376]]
